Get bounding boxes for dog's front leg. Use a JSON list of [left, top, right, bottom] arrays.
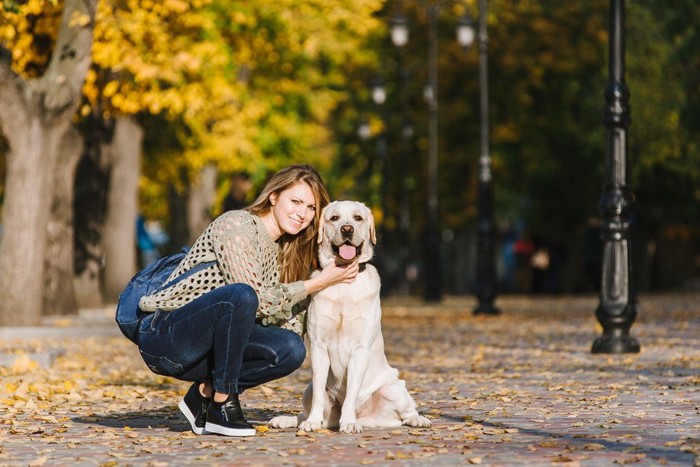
[[339, 345, 371, 434], [299, 343, 330, 432]]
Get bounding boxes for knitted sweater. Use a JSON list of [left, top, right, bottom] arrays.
[[139, 210, 308, 334]]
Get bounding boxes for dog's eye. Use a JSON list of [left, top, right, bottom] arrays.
[[353, 215, 363, 222], [330, 215, 340, 221]]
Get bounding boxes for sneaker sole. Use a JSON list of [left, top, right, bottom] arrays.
[[205, 422, 256, 437], [178, 398, 208, 435]]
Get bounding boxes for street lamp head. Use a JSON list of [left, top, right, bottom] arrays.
[[456, 13, 475, 48], [423, 84, 434, 104], [358, 120, 371, 141], [371, 78, 386, 105], [390, 14, 409, 47], [402, 119, 414, 140]]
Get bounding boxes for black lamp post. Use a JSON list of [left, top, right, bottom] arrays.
[[470, 0, 500, 315], [592, 0, 640, 354], [390, 6, 440, 302], [391, 12, 414, 295], [390, 3, 475, 303], [422, 4, 442, 302], [370, 77, 391, 291]]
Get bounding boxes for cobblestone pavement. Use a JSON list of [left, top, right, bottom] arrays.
[[1, 294, 698, 466]]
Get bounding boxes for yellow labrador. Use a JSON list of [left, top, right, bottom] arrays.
[[270, 200, 431, 433]]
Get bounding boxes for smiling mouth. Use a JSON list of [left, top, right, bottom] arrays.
[[332, 241, 363, 263]]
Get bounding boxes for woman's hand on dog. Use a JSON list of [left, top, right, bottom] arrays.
[[304, 259, 359, 294]]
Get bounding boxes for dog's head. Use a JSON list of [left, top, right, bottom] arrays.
[[317, 200, 376, 268]]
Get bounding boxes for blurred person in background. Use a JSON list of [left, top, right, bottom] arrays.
[[223, 171, 253, 213]]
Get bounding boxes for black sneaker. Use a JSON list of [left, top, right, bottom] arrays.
[[178, 382, 210, 435], [205, 393, 256, 437]]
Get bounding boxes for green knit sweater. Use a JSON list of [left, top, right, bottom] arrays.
[[139, 210, 308, 334]]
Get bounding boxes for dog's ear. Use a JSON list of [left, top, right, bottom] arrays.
[[317, 208, 325, 244], [368, 207, 377, 245]]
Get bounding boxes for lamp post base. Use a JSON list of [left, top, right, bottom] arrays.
[[591, 334, 640, 354], [473, 301, 500, 315]]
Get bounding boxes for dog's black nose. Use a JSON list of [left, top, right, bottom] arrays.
[[341, 224, 354, 239]]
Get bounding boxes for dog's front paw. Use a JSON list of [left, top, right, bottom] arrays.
[[299, 419, 323, 432], [339, 422, 363, 434], [404, 415, 431, 428], [269, 415, 299, 429]]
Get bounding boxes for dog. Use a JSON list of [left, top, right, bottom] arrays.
[[269, 200, 431, 433]]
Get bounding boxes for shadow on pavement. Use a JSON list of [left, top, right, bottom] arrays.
[[72, 406, 188, 432], [439, 413, 694, 461]]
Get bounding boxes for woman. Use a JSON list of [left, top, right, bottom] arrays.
[[137, 165, 359, 437]]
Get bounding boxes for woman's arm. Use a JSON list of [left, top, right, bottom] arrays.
[[210, 212, 307, 326], [303, 260, 360, 295]]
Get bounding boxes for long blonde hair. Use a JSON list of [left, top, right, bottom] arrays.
[[247, 165, 330, 282]]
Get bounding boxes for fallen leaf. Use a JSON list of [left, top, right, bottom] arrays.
[[28, 456, 48, 466], [584, 443, 607, 451]]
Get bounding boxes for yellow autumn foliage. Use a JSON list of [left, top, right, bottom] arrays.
[[2, 0, 382, 178]]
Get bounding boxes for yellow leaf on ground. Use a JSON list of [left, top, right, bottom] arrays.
[[584, 443, 607, 451], [11, 355, 38, 374]]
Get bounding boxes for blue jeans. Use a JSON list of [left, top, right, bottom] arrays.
[[137, 283, 306, 395]]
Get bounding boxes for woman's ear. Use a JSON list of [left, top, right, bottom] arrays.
[[269, 193, 277, 206]]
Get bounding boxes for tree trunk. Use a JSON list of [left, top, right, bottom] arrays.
[[102, 117, 143, 303], [44, 126, 83, 315], [167, 171, 191, 254], [187, 164, 217, 242], [0, 122, 61, 325], [73, 118, 113, 310], [73, 236, 106, 310], [0, 0, 97, 325]]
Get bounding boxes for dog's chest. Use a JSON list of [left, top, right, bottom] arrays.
[[311, 295, 373, 332], [308, 267, 381, 337], [313, 267, 379, 305]]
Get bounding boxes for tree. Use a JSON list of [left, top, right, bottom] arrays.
[[0, 0, 97, 325]]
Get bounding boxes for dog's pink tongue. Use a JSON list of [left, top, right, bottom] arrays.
[[339, 244, 356, 260]]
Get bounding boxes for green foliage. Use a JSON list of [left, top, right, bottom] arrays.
[[397, 0, 695, 232], [629, 0, 700, 225]]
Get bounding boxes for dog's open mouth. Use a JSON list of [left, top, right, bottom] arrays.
[[333, 241, 363, 262]]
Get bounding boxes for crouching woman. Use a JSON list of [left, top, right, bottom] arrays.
[[136, 165, 359, 436]]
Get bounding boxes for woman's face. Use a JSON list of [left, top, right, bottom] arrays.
[[269, 181, 317, 237]]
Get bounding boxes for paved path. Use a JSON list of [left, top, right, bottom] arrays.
[[1, 294, 698, 466]]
